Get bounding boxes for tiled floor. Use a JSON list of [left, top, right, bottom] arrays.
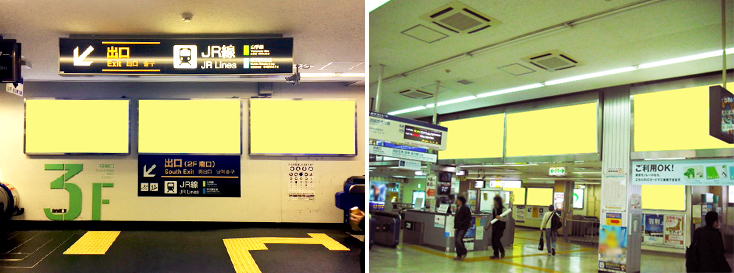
[[1, 228, 363, 273], [369, 227, 732, 273]]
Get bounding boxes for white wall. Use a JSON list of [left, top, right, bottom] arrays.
[[0, 81, 365, 223]]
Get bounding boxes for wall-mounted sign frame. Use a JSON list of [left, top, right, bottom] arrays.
[[138, 154, 241, 197], [59, 37, 293, 75], [369, 112, 448, 150], [709, 85, 734, 144]]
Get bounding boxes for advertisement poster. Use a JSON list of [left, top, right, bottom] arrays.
[[468, 190, 477, 211], [465, 217, 477, 238], [463, 238, 475, 251], [599, 225, 628, 272], [606, 212, 623, 226], [476, 218, 486, 240], [664, 215, 685, 247], [631, 159, 733, 186], [435, 215, 446, 228], [516, 205, 526, 222], [554, 192, 564, 210], [643, 214, 664, 244], [532, 207, 539, 218]]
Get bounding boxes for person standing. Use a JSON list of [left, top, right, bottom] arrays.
[[453, 196, 472, 261], [350, 209, 366, 273], [540, 204, 560, 256], [486, 195, 508, 259], [690, 211, 732, 272]]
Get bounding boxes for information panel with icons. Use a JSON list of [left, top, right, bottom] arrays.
[[59, 38, 293, 75]]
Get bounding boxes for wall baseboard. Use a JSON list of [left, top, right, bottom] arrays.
[[3, 220, 350, 231]]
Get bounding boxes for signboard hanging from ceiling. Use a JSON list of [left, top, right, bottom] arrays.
[[709, 86, 734, 144], [59, 38, 293, 75], [369, 112, 448, 150]]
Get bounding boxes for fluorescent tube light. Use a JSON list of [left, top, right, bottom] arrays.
[[426, 96, 477, 108], [545, 67, 637, 86], [638, 50, 724, 69], [477, 83, 544, 98], [387, 105, 426, 115]]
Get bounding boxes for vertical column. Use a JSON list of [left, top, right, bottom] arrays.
[[599, 86, 642, 273]]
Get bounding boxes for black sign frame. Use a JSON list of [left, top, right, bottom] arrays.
[[59, 37, 293, 76], [709, 85, 734, 144]]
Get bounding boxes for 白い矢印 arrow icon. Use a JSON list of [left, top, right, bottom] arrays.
[[143, 164, 156, 178], [73, 46, 94, 66]]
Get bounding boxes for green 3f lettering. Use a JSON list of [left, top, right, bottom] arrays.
[[44, 164, 113, 221]]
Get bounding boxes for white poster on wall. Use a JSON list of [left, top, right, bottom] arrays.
[[445, 215, 454, 237], [287, 163, 316, 200], [435, 215, 446, 228], [602, 175, 627, 211]]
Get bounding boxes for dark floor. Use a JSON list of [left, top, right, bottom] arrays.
[[1, 228, 363, 273]]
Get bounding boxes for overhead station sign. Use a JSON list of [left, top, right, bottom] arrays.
[[59, 38, 293, 75], [631, 158, 733, 186], [369, 112, 448, 150]]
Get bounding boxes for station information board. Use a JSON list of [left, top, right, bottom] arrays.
[[59, 38, 293, 75], [369, 112, 448, 150]]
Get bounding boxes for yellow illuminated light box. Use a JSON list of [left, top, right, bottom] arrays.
[[138, 100, 241, 154], [506, 103, 598, 157], [25, 100, 130, 154], [439, 114, 504, 159], [634, 83, 734, 152], [641, 185, 686, 211], [504, 187, 526, 205], [249, 99, 357, 156], [526, 188, 553, 206]]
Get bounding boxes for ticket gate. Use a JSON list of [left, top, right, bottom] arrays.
[[335, 176, 365, 230], [0, 182, 23, 221]]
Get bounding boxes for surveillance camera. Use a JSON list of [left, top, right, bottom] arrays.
[[285, 72, 300, 86]]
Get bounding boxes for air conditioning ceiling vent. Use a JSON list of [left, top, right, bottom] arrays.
[[421, 1, 501, 34], [398, 89, 434, 99], [522, 50, 581, 72]]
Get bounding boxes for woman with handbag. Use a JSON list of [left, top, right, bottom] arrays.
[[540, 204, 559, 256]]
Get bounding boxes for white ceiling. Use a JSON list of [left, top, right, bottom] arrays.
[[369, 0, 734, 118], [0, 0, 365, 83]]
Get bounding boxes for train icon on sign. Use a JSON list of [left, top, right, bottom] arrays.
[[165, 181, 177, 194], [173, 45, 197, 69]]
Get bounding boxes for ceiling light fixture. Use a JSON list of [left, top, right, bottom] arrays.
[[426, 95, 477, 108], [182, 12, 193, 22], [386, 48, 734, 116]]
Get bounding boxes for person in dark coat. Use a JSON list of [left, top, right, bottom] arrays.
[[693, 211, 732, 273], [350, 209, 366, 273], [453, 196, 472, 261], [486, 195, 508, 259]]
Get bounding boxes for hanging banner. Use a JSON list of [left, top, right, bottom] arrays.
[[664, 215, 685, 247], [138, 155, 241, 197], [599, 225, 628, 272], [369, 112, 448, 150], [59, 38, 293, 75], [631, 159, 733, 186]]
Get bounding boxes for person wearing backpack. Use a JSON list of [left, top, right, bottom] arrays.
[[540, 204, 562, 256], [687, 211, 732, 272], [453, 196, 472, 261]]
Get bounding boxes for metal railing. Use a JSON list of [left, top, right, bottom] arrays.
[[566, 218, 600, 244]]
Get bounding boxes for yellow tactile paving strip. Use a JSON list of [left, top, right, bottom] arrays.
[[63, 231, 121, 255], [222, 233, 350, 273]]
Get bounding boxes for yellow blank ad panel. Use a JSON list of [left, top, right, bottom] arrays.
[[439, 114, 504, 159], [526, 188, 553, 206], [25, 100, 129, 154], [506, 103, 597, 157], [249, 100, 356, 155], [139, 100, 241, 154], [634, 84, 734, 152], [504, 188, 526, 205], [641, 185, 686, 211]]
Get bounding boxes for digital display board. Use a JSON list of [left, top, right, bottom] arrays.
[[249, 99, 357, 156], [25, 99, 130, 154], [573, 188, 584, 209], [59, 38, 293, 75], [709, 85, 734, 144], [138, 100, 241, 154], [404, 125, 443, 146]]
